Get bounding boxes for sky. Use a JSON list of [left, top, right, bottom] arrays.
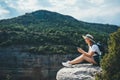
[[0, 0, 120, 26]]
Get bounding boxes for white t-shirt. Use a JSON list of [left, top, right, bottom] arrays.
[[89, 44, 101, 56]]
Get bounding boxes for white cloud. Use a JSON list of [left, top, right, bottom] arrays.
[[6, 0, 40, 13], [43, 0, 78, 15], [0, 7, 9, 15], [17, 0, 39, 12], [88, 0, 104, 5], [49, 0, 77, 6], [47, 0, 77, 12], [99, 8, 120, 18], [0, 6, 10, 19]]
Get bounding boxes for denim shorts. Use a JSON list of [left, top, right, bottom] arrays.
[[93, 55, 100, 66]]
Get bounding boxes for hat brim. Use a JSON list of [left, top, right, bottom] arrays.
[[82, 35, 95, 43], [82, 35, 87, 39]]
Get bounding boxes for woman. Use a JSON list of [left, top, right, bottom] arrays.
[[62, 34, 101, 67]]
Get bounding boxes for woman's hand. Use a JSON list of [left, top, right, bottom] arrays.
[[77, 48, 85, 54]]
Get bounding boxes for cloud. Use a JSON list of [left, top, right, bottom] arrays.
[[0, 7, 9, 15], [88, 0, 104, 5], [46, 0, 77, 12], [38, 0, 53, 7], [0, 6, 10, 19], [49, 0, 77, 6], [4, 0, 53, 15], [5, 0, 40, 13]]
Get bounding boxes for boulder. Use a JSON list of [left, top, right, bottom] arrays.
[[56, 64, 101, 80]]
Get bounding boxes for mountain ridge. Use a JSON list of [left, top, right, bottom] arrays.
[[0, 10, 118, 26], [0, 10, 118, 34], [0, 10, 119, 54]]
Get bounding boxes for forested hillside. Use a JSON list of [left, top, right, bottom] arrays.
[[0, 10, 118, 54]]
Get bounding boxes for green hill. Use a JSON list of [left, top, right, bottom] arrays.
[[0, 10, 119, 54]]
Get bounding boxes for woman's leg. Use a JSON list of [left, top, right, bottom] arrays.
[[69, 54, 84, 64], [83, 55, 97, 64], [69, 54, 96, 64]]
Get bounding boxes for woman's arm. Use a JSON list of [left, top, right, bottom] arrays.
[[78, 48, 94, 57]]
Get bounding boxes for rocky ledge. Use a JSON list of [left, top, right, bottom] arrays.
[[56, 64, 101, 80]]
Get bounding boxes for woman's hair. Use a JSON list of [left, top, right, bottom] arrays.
[[90, 39, 95, 44]]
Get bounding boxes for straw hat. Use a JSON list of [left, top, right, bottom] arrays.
[[82, 34, 95, 43]]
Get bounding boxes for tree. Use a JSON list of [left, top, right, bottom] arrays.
[[96, 29, 120, 80]]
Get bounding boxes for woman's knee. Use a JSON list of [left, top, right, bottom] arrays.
[[81, 54, 85, 57], [80, 54, 86, 59]]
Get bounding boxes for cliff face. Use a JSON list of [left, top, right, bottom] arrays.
[[56, 64, 101, 80], [0, 47, 79, 80]]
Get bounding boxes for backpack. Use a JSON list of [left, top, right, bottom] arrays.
[[94, 42, 105, 66], [96, 42, 105, 59]]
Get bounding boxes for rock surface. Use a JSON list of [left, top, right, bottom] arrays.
[[56, 64, 101, 80]]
